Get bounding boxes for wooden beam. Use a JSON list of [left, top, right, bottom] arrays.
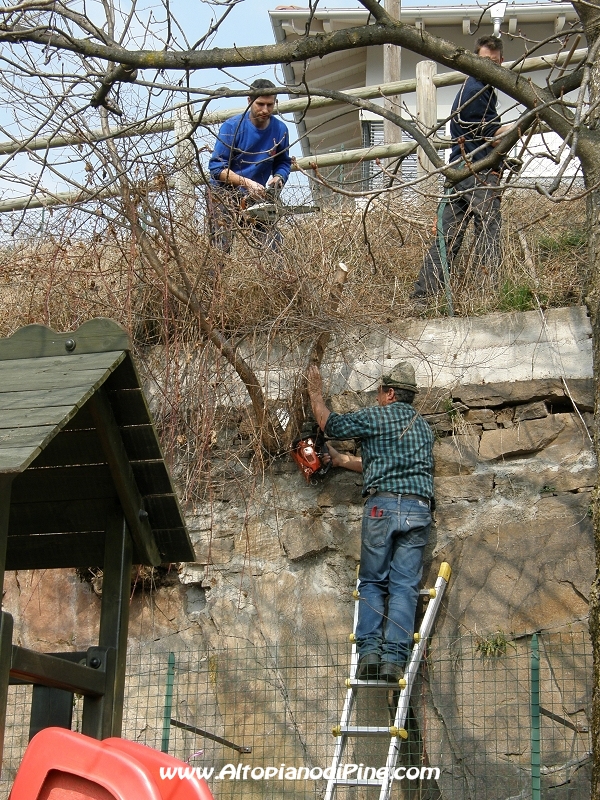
[[0, 475, 13, 596], [0, 320, 129, 360], [105, 388, 151, 426], [14, 462, 173, 502], [29, 686, 74, 740], [81, 646, 115, 740], [97, 514, 133, 737], [88, 390, 161, 566], [152, 528, 195, 563], [81, 514, 132, 739], [416, 60, 438, 176], [12, 464, 115, 504], [0, 385, 93, 411], [10, 646, 105, 696], [0, 359, 122, 393], [8, 499, 111, 536], [0, 612, 13, 770], [6, 532, 106, 570], [383, 0, 401, 153], [30, 429, 105, 468]]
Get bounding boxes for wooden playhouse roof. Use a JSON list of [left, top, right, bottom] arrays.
[[0, 318, 195, 570]]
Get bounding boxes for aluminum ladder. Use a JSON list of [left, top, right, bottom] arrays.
[[324, 561, 451, 800]]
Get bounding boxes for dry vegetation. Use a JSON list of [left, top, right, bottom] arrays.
[[0, 188, 587, 336], [0, 188, 588, 499]]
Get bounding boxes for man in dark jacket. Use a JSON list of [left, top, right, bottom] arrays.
[[307, 362, 434, 683], [413, 36, 510, 300]]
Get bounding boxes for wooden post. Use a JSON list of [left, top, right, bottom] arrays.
[[0, 476, 14, 771], [416, 60, 437, 178], [82, 513, 132, 739], [383, 0, 401, 163], [98, 513, 132, 736], [0, 612, 13, 772], [0, 476, 13, 602]]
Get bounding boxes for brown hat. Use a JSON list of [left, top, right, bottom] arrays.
[[380, 361, 418, 393]]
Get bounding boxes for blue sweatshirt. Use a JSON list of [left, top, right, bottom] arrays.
[[208, 113, 292, 190], [449, 77, 501, 164]]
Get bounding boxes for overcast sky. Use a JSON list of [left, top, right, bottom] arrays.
[[0, 0, 565, 205], [182, 0, 500, 97]]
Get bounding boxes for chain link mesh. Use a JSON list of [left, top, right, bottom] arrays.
[[0, 632, 591, 799]]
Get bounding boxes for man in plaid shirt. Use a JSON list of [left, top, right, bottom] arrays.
[[308, 362, 434, 682]]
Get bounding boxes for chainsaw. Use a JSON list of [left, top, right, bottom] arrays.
[[291, 424, 332, 483], [243, 185, 319, 224]]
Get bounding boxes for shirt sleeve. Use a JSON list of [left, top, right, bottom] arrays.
[[208, 119, 236, 182], [324, 409, 378, 440], [272, 124, 292, 184]]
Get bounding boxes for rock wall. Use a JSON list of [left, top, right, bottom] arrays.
[[1, 306, 595, 799], [180, 306, 595, 652]]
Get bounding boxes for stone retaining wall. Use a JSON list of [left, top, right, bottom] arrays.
[[1, 306, 595, 798]]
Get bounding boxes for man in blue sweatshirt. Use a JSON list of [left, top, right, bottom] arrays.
[[413, 36, 510, 301], [208, 79, 292, 253]]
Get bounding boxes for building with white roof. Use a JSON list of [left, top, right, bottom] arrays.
[[270, 4, 582, 185]]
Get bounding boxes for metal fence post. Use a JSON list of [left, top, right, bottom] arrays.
[[161, 652, 175, 754], [531, 633, 540, 800]]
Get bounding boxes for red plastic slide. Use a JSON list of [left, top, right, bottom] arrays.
[[9, 727, 214, 800]]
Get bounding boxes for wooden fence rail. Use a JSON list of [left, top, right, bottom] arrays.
[[0, 48, 586, 215]]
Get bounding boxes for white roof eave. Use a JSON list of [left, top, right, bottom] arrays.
[[270, 3, 577, 32]]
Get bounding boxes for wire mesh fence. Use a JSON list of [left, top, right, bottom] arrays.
[[0, 631, 591, 799]]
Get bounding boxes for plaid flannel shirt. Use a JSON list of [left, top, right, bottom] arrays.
[[324, 403, 434, 498]]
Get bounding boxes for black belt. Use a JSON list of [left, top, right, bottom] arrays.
[[366, 491, 431, 508]]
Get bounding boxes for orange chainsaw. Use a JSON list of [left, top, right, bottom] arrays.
[[291, 425, 331, 483]]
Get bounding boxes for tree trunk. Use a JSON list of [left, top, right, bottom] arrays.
[[575, 3, 600, 793], [587, 165, 600, 799]]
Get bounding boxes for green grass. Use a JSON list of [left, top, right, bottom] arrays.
[[475, 631, 513, 659], [538, 228, 587, 258], [499, 280, 536, 312]]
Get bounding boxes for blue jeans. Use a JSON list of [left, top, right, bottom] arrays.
[[356, 495, 431, 664]]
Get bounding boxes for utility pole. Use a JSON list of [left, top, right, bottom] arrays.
[[416, 60, 437, 178], [383, 0, 401, 168]]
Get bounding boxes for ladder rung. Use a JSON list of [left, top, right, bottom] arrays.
[[358, 588, 434, 598], [331, 779, 384, 787], [336, 726, 392, 736], [346, 678, 406, 689]]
